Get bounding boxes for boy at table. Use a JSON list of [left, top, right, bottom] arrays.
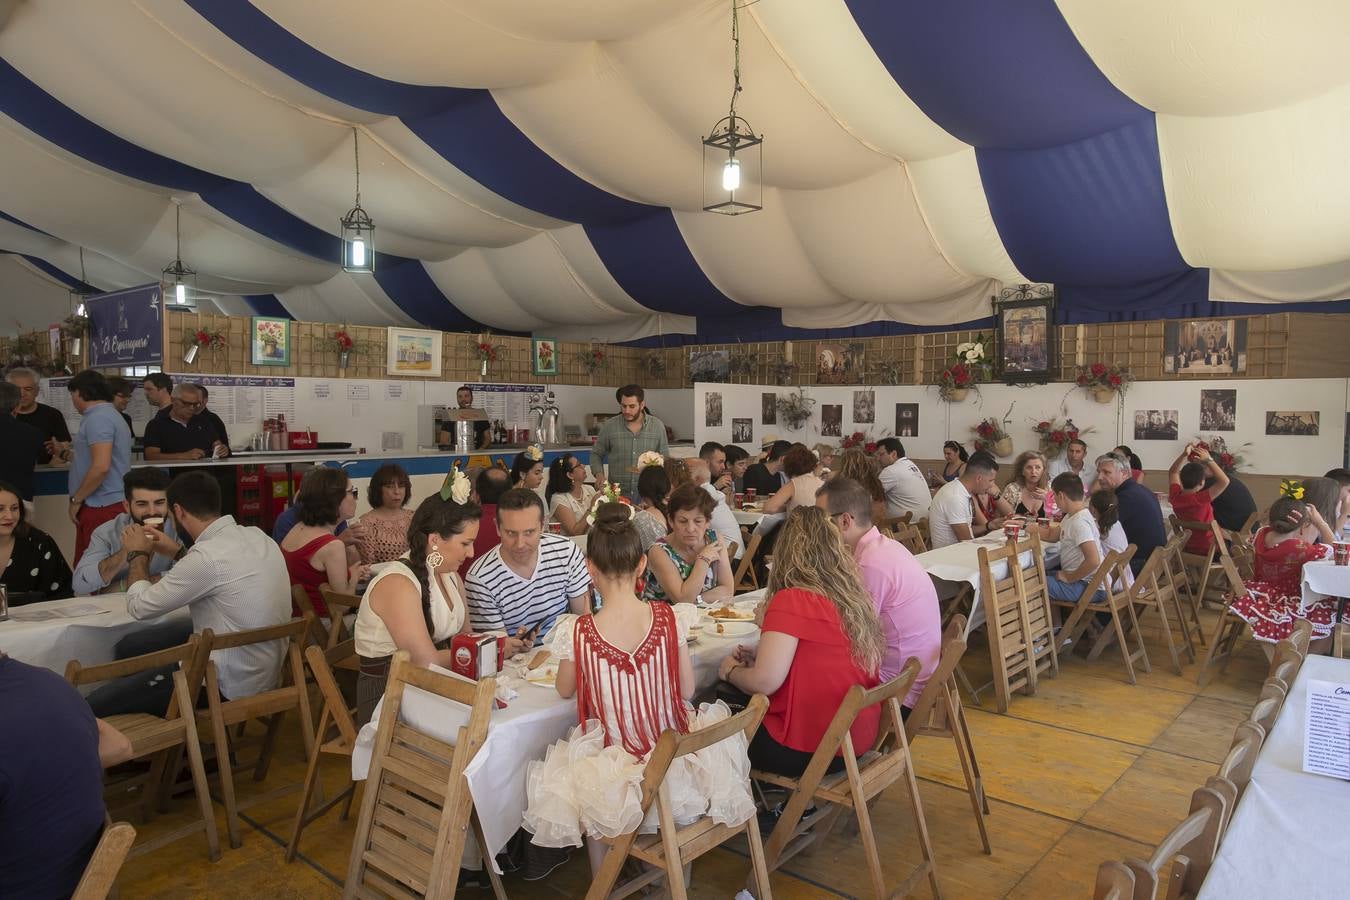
[[1168, 443, 1230, 555], [1030, 473, 1105, 602]]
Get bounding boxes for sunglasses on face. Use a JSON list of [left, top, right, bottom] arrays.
[[348, 488, 359, 498]]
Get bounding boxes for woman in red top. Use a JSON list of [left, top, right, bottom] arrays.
[[718, 506, 885, 777], [280, 467, 368, 618]]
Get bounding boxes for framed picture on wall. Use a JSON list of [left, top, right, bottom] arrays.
[[1163, 319, 1247, 374], [249, 316, 290, 366], [385, 326, 443, 377], [531, 337, 558, 376], [994, 284, 1056, 383]]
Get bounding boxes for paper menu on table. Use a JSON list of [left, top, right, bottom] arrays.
[[1303, 680, 1350, 779]]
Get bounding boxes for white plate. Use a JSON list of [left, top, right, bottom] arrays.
[[708, 620, 758, 638], [707, 607, 756, 622], [525, 665, 558, 687]]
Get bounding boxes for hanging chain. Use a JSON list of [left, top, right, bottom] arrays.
[[727, 0, 742, 123], [175, 203, 182, 262], [352, 127, 361, 208], [78, 246, 88, 284]]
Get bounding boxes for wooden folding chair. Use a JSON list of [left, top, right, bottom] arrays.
[[894, 522, 928, 555], [194, 616, 317, 849], [64, 637, 219, 861], [1209, 733, 1261, 808], [291, 584, 329, 647], [1195, 552, 1252, 685], [1231, 694, 1282, 749], [915, 517, 930, 548], [877, 512, 912, 540], [1048, 549, 1119, 656], [755, 659, 942, 899], [1010, 532, 1059, 682], [1173, 516, 1231, 609], [287, 640, 361, 863], [71, 821, 137, 900], [1117, 784, 1228, 899], [319, 584, 363, 656], [733, 530, 763, 593], [1126, 545, 1195, 675], [1081, 551, 1152, 685], [588, 696, 771, 900], [1160, 530, 1205, 644], [1265, 658, 1299, 695], [905, 615, 991, 854], [344, 652, 505, 899], [1092, 860, 1135, 900], [978, 540, 1041, 713]]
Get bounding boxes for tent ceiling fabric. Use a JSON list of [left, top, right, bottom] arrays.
[[0, 0, 1346, 340]]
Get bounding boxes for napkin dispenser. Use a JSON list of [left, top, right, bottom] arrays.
[[450, 633, 503, 680]]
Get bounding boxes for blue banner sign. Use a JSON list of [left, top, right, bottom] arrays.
[[88, 284, 163, 367]]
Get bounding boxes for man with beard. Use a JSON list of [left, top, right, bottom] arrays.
[[73, 467, 182, 593], [590, 383, 668, 500]]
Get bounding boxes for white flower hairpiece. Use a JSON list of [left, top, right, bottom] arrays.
[[439, 465, 471, 505], [637, 450, 664, 469], [524, 444, 544, 462]]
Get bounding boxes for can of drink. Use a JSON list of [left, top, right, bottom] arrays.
[[746, 488, 757, 501], [1003, 522, 1021, 542], [1335, 543, 1349, 566], [734, 492, 745, 509], [548, 521, 563, 535]]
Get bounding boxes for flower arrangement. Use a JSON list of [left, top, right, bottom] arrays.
[[1279, 479, 1305, 501], [772, 360, 797, 386], [874, 359, 905, 386], [467, 334, 505, 363], [575, 347, 606, 375], [841, 431, 879, 453], [1191, 436, 1248, 473], [937, 362, 979, 401], [642, 350, 667, 379], [186, 328, 227, 351], [1032, 414, 1093, 457], [524, 444, 544, 462], [637, 450, 665, 470], [728, 349, 758, 377], [972, 418, 1011, 456], [438, 465, 472, 504], [60, 313, 89, 341], [955, 336, 990, 368], [775, 387, 816, 431], [1075, 362, 1134, 401], [586, 482, 636, 525]]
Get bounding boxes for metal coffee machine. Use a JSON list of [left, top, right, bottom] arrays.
[[421, 406, 488, 453]]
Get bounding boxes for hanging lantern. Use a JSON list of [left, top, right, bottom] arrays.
[[161, 203, 197, 308], [340, 128, 375, 273], [701, 1, 762, 215]]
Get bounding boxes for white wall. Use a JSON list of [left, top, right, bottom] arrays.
[[694, 379, 1350, 477]]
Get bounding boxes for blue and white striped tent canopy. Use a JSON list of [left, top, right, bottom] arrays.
[[3, 1, 1349, 339]]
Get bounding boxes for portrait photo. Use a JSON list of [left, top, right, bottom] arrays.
[[704, 391, 723, 428], [761, 391, 777, 425], [1199, 389, 1237, 432], [895, 403, 919, 437], [852, 390, 875, 424], [732, 418, 753, 443], [820, 403, 842, 437], [1265, 411, 1319, 436], [1133, 409, 1179, 441]]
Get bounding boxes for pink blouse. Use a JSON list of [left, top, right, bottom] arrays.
[[358, 508, 413, 564]]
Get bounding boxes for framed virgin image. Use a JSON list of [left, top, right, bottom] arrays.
[[385, 326, 442, 377], [531, 337, 558, 376], [995, 284, 1056, 383], [249, 316, 290, 366]]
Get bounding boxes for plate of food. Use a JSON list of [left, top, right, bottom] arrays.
[[708, 620, 758, 638], [707, 605, 756, 622], [525, 664, 558, 687]]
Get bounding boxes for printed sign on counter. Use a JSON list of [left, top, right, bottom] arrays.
[[1303, 680, 1350, 779]]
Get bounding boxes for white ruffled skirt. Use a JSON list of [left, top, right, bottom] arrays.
[[523, 700, 756, 848]]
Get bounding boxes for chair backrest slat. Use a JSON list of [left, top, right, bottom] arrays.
[[304, 641, 359, 749]]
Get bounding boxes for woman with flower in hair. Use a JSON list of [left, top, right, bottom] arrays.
[[352, 467, 479, 724], [510, 444, 546, 492], [1227, 480, 1338, 651], [634, 453, 671, 551], [545, 453, 596, 536], [524, 501, 755, 874]]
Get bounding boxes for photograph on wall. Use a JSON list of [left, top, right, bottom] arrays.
[[386, 326, 443, 377], [1164, 319, 1248, 374], [689, 349, 730, 383], [1133, 409, 1180, 441], [705, 391, 723, 428], [1266, 411, 1320, 436], [820, 403, 843, 437], [816, 343, 864, 384], [1199, 389, 1237, 431], [531, 337, 557, 376], [732, 418, 753, 443], [761, 392, 777, 425], [249, 316, 290, 367], [895, 403, 919, 437], [852, 390, 875, 424]]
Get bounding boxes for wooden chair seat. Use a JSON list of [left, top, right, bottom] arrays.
[[104, 713, 191, 757]]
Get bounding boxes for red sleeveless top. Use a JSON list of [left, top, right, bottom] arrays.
[[282, 533, 341, 618]]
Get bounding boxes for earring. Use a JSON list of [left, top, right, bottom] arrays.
[[426, 546, 445, 570]]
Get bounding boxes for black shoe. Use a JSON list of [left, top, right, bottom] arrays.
[[521, 844, 572, 882], [457, 868, 490, 891]]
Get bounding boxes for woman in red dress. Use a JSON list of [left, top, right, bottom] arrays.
[[718, 505, 885, 778], [1228, 493, 1337, 652], [280, 467, 368, 618]]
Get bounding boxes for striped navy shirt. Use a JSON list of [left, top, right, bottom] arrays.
[[464, 533, 591, 636]]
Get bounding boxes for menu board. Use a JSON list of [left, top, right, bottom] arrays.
[[461, 383, 545, 429]]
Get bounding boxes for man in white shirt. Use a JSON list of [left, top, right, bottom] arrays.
[[927, 452, 999, 549], [1047, 438, 1093, 494], [874, 438, 932, 521], [1035, 472, 1103, 602], [699, 441, 735, 506], [124, 472, 291, 701], [464, 489, 591, 656], [686, 457, 742, 560]]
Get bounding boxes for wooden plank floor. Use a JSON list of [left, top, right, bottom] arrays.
[[115, 608, 1265, 898]]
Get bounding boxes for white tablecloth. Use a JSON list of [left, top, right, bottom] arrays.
[[913, 535, 1059, 636], [732, 509, 764, 527], [1197, 655, 1350, 899], [350, 617, 759, 863], [1300, 559, 1350, 615], [0, 593, 191, 674]]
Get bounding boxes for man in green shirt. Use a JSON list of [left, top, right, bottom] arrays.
[[591, 384, 669, 500]]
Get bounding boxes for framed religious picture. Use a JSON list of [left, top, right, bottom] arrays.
[[531, 337, 558, 376], [1163, 319, 1247, 374], [994, 284, 1056, 383], [249, 316, 291, 366], [688, 349, 730, 383], [385, 326, 443, 377]]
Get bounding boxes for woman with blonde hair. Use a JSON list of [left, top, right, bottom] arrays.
[[663, 457, 690, 494], [1000, 449, 1057, 519], [833, 447, 887, 523], [718, 506, 884, 777]]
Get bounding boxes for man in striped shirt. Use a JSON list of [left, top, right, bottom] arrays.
[[464, 489, 591, 656]]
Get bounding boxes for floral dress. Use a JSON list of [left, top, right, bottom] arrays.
[[1228, 527, 1335, 642], [641, 530, 718, 603], [523, 603, 754, 847], [999, 482, 1058, 518]]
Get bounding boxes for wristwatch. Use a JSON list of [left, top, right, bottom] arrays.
[[126, 550, 150, 564], [69, 496, 82, 506]]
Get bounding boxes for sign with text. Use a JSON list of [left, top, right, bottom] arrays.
[[88, 284, 163, 367]]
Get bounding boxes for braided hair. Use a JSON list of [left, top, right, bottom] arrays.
[[404, 493, 481, 633]]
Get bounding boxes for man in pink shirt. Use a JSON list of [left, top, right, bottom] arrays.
[[816, 477, 942, 713]]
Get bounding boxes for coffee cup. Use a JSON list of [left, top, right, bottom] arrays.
[[734, 492, 745, 509], [143, 516, 165, 532], [547, 521, 563, 535], [746, 488, 757, 500]]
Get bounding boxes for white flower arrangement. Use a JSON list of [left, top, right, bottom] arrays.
[[438, 465, 472, 504], [637, 450, 664, 469], [955, 341, 986, 364], [524, 444, 544, 462], [586, 482, 636, 526]]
